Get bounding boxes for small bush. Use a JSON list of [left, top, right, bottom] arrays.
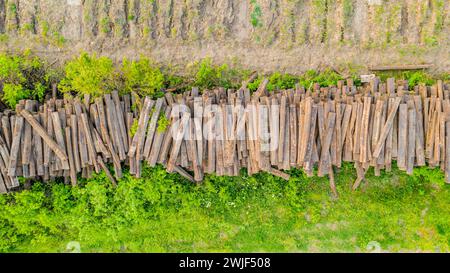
[[2, 84, 30, 108], [129, 119, 139, 138], [0, 51, 48, 107], [299, 69, 343, 89], [121, 58, 164, 97], [58, 52, 116, 97], [377, 71, 436, 89], [248, 70, 343, 92], [267, 72, 298, 91], [192, 58, 242, 90]]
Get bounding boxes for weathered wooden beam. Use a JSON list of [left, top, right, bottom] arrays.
[[19, 110, 69, 170]]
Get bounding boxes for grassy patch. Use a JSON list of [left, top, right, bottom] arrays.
[[0, 163, 449, 253], [0, 51, 50, 107], [376, 71, 436, 89]]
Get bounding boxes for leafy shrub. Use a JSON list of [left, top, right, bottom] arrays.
[[121, 58, 164, 97], [250, 0, 263, 28], [157, 114, 170, 133], [377, 71, 436, 89], [248, 70, 345, 93], [267, 72, 298, 91], [58, 52, 116, 97]]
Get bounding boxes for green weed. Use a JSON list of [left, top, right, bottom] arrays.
[[121, 57, 165, 97], [250, 0, 263, 28], [0, 163, 449, 252]]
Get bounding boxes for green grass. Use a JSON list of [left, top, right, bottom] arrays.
[[1, 163, 449, 253]]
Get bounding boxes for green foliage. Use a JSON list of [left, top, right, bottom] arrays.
[[343, 0, 354, 26], [59, 52, 116, 97], [0, 164, 449, 252], [250, 0, 263, 28], [192, 58, 242, 90], [9, 3, 17, 15], [267, 72, 298, 91], [121, 58, 164, 97], [2, 84, 30, 108]]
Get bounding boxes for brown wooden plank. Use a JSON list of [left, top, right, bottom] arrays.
[[269, 97, 279, 166], [304, 105, 318, 172], [407, 108, 416, 174], [268, 167, 290, 180], [158, 110, 175, 165], [188, 118, 203, 182], [340, 104, 352, 160], [344, 101, 356, 161], [51, 111, 69, 170], [206, 101, 216, 173], [360, 97, 371, 163], [173, 165, 195, 183], [298, 97, 312, 165], [70, 115, 81, 173], [384, 97, 394, 171], [353, 100, 362, 160], [4, 115, 21, 185], [193, 96, 204, 168], [282, 104, 290, 170]]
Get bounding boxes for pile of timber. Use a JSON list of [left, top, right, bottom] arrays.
[[0, 78, 449, 196]]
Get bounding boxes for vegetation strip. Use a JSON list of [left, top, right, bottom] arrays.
[[0, 77, 449, 198]]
